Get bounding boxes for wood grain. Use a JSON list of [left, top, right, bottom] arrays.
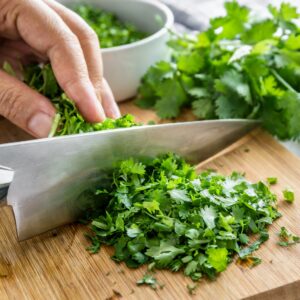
[[1, 102, 300, 300]]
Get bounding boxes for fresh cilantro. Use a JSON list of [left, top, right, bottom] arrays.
[[20, 63, 140, 136], [283, 188, 295, 203], [206, 248, 228, 272], [86, 153, 280, 281], [73, 5, 147, 48], [278, 226, 300, 247], [137, 1, 300, 140]]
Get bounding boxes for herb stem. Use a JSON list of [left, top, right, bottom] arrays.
[[271, 69, 297, 93], [48, 113, 61, 138]]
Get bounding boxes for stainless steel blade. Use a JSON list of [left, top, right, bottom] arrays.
[[0, 119, 258, 240]]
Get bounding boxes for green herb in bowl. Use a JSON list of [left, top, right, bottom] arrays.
[[73, 5, 148, 48]]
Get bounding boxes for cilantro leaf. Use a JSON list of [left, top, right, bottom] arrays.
[[146, 241, 185, 267], [192, 98, 215, 119], [200, 206, 217, 229], [238, 232, 269, 258], [206, 248, 228, 272], [155, 79, 187, 118], [242, 20, 276, 44]]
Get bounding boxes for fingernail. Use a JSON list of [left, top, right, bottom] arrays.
[[102, 78, 120, 119], [28, 112, 53, 138], [111, 102, 121, 119], [82, 83, 106, 122], [94, 98, 106, 121]]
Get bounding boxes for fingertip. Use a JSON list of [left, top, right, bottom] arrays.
[[67, 81, 106, 123], [28, 112, 54, 138], [102, 79, 120, 119]]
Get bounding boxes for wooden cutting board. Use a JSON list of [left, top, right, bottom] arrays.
[[0, 102, 300, 300]]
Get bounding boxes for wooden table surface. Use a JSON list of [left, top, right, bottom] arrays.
[[1, 101, 300, 300]]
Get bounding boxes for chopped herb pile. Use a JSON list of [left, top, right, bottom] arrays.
[[22, 63, 139, 136], [73, 5, 148, 48], [278, 226, 300, 246], [86, 153, 281, 281], [137, 1, 300, 140]]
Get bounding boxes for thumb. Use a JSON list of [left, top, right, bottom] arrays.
[[0, 70, 56, 138]]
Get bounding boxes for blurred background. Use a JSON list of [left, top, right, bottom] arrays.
[[161, 0, 300, 32]]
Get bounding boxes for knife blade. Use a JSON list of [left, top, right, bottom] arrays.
[[0, 119, 258, 240]]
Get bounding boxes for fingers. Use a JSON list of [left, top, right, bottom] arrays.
[[44, 0, 120, 119], [14, 0, 105, 122], [101, 79, 121, 119], [44, 0, 103, 95], [0, 70, 56, 138]]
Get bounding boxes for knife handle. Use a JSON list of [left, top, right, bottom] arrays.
[[0, 167, 13, 207]]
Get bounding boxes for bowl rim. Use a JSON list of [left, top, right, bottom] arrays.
[[101, 0, 174, 53]]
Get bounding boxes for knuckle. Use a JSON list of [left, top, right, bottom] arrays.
[[0, 2, 22, 38], [48, 30, 81, 58], [94, 80, 103, 95], [60, 30, 80, 46], [53, 29, 80, 50], [0, 86, 22, 120], [79, 27, 99, 46], [62, 75, 89, 93]]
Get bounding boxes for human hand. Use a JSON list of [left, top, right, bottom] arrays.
[[0, 0, 120, 138]]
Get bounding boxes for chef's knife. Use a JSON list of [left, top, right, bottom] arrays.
[[0, 119, 258, 240]]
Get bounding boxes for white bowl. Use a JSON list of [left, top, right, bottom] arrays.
[[58, 0, 174, 102]]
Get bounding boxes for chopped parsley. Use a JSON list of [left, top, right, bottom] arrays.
[[86, 153, 281, 281]]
